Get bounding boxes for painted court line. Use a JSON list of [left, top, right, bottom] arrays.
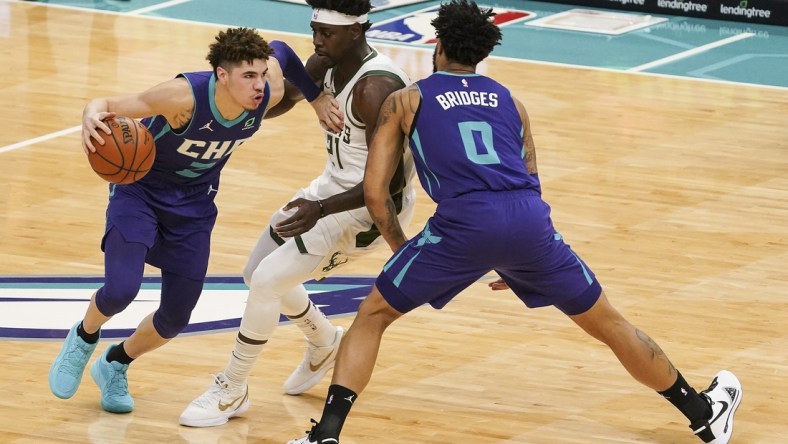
[[128, 0, 193, 16], [628, 32, 755, 72], [0, 126, 81, 154]]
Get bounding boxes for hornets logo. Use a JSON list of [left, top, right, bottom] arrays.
[[0, 275, 373, 340]]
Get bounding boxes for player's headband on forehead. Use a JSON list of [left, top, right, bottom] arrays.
[[311, 8, 369, 25]]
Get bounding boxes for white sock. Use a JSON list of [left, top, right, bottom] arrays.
[[286, 299, 337, 347], [223, 334, 266, 388]]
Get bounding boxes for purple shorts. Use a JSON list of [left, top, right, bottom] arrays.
[[102, 180, 218, 280], [376, 189, 601, 316]]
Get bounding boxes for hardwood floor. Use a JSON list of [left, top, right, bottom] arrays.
[[1, 3, 787, 443]]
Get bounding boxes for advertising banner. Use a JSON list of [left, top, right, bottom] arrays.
[[543, 0, 788, 26]]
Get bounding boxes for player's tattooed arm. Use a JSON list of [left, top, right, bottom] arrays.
[[376, 195, 408, 250], [365, 89, 411, 252], [524, 130, 537, 175], [374, 86, 420, 138], [170, 105, 194, 131], [375, 90, 397, 128], [392, 85, 420, 136], [513, 96, 538, 175]]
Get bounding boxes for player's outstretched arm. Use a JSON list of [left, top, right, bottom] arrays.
[[264, 43, 343, 133], [265, 54, 330, 118]]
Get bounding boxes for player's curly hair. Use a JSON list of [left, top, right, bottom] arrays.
[[431, 0, 502, 66], [206, 27, 274, 74], [306, 0, 373, 30]]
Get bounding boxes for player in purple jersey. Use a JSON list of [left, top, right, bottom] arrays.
[[289, 2, 741, 444], [48, 27, 343, 415]]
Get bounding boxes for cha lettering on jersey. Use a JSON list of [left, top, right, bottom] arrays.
[[176, 137, 251, 160], [435, 91, 499, 110], [173, 137, 250, 178]]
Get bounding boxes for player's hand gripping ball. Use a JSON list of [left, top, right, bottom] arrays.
[[87, 116, 155, 184]]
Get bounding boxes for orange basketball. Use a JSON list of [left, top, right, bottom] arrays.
[[87, 116, 155, 184]]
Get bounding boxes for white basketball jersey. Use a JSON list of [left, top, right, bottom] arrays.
[[315, 48, 416, 199]]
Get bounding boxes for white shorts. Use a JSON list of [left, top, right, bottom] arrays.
[[268, 177, 416, 279]]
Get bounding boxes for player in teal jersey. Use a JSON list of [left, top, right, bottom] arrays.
[[49, 27, 342, 416]]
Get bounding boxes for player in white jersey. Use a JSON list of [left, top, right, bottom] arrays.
[[291, 48, 416, 275], [179, 0, 416, 428]]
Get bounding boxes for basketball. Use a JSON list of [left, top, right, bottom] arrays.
[[87, 116, 155, 184]]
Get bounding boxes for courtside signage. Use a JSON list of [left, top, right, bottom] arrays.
[[274, 0, 430, 11]]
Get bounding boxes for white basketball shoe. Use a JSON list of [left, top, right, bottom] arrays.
[[287, 419, 339, 444], [287, 436, 339, 444], [179, 373, 249, 427], [691, 370, 742, 444], [284, 327, 343, 395]]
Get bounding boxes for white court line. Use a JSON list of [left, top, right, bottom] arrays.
[[0, 125, 81, 154], [128, 0, 193, 16], [628, 32, 755, 72]]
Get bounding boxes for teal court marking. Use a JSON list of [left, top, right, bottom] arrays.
[[23, 0, 788, 88]]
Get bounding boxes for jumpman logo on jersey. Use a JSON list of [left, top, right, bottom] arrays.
[[200, 120, 214, 131], [207, 184, 218, 195]]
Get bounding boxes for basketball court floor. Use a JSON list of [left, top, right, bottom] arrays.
[[1, 0, 787, 443], [7, 0, 788, 88]]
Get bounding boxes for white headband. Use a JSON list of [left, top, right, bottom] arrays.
[[311, 8, 368, 25]]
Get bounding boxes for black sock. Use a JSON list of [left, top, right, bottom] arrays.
[[658, 372, 712, 424], [105, 342, 134, 365], [76, 321, 100, 344], [312, 384, 358, 442]]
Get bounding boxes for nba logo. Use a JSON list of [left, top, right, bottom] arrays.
[[366, 5, 534, 45]]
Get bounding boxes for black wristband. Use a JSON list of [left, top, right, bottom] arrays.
[[317, 199, 326, 218]]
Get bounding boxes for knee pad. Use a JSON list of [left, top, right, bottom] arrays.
[[97, 228, 147, 316], [152, 308, 191, 339], [153, 271, 204, 338], [95, 280, 142, 317]]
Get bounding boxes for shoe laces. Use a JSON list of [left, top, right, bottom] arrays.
[[105, 363, 130, 398], [698, 376, 720, 415], [192, 374, 242, 409], [60, 341, 93, 377], [301, 419, 340, 444], [295, 419, 319, 442], [700, 376, 719, 396]]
